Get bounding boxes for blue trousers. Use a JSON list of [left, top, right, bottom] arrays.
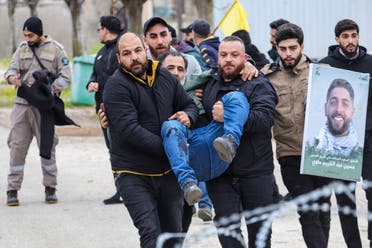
[[198, 181, 212, 208], [161, 91, 249, 188]]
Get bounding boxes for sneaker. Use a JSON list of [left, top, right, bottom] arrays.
[[45, 186, 58, 204], [213, 135, 237, 163], [103, 192, 123, 205], [183, 182, 202, 206], [198, 207, 213, 221], [7, 190, 19, 206]]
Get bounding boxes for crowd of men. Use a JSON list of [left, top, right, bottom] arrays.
[[4, 13, 372, 248]]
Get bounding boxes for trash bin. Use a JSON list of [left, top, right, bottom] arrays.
[[71, 55, 96, 105]]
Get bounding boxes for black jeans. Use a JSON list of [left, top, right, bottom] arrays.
[[363, 133, 372, 242], [116, 172, 183, 248], [207, 174, 273, 248], [279, 156, 331, 248], [333, 179, 362, 248], [102, 126, 111, 150], [182, 201, 193, 233]]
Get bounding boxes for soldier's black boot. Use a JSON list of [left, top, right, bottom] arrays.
[[45, 186, 58, 204], [7, 190, 19, 206]]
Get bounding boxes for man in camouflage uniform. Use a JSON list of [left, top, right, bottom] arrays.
[[4, 16, 71, 206]]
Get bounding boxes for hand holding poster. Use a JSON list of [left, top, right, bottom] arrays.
[[300, 64, 370, 181]]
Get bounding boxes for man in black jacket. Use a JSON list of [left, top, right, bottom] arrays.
[[205, 36, 277, 248], [319, 19, 372, 248], [86, 16, 122, 205], [103, 32, 198, 248], [268, 19, 289, 62]]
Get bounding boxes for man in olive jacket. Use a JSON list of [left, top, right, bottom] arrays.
[[261, 23, 332, 248]]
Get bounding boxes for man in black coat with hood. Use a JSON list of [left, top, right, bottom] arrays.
[[86, 16, 122, 204], [204, 36, 277, 248], [320, 18, 372, 248]]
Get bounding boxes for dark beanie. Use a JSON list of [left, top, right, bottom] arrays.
[[23, 16, 43, 36]]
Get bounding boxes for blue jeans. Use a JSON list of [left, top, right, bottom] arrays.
[[198, 181, 212, 209], [161, 91, 249, 188]]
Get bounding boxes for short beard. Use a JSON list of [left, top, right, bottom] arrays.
[[340, 45, 359, 59], [122, 61, 148, 78], [131, 64, 148, 78], [327, 115, 350, 136], [149, 44, 170, 59], [218, 63, 245, 81], [28, 39, 40, 48], [280, 54, 302, 70]]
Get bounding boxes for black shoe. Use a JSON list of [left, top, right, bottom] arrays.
[[45, 186, 58, 204], [7, 190, 19, 206], [103, 192, 123, 205], [283, 193, 292, 201], [272, 192, 284, 203], [213, 135, 237, 163], [183, 182, 202, 206]]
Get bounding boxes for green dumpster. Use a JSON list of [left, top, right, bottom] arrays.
[[71, 55, 96, 105]]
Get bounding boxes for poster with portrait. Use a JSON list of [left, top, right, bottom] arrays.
[[300, 64, 370, 181]]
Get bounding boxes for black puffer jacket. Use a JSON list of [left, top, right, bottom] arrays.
[[202, 74, 278, 177], [199, 36, 220, 69], [87, 37, 119, 113], [103, 60, 198, 175], [320, 45, 372, 134]]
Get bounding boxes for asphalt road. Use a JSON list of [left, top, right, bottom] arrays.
[[0, 123, 370, 248]]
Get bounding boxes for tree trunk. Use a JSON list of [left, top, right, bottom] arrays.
[[176, 0, 184, 35], [25, 0, 40, 16], [110, 0, 117, 15], [64, 0, 84, 57], [121, 0, 147, 35], [193, 0, 213, 25], [8, 0, 17, 53]]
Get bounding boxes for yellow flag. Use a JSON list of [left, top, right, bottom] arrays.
[[217, 0, 250, 35]]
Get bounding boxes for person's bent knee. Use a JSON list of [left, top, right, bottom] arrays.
[[162, 119, 183, 129], [222, 91, 245, 101], [221, 91, 250, 109], [161, 120, 186, 137]]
